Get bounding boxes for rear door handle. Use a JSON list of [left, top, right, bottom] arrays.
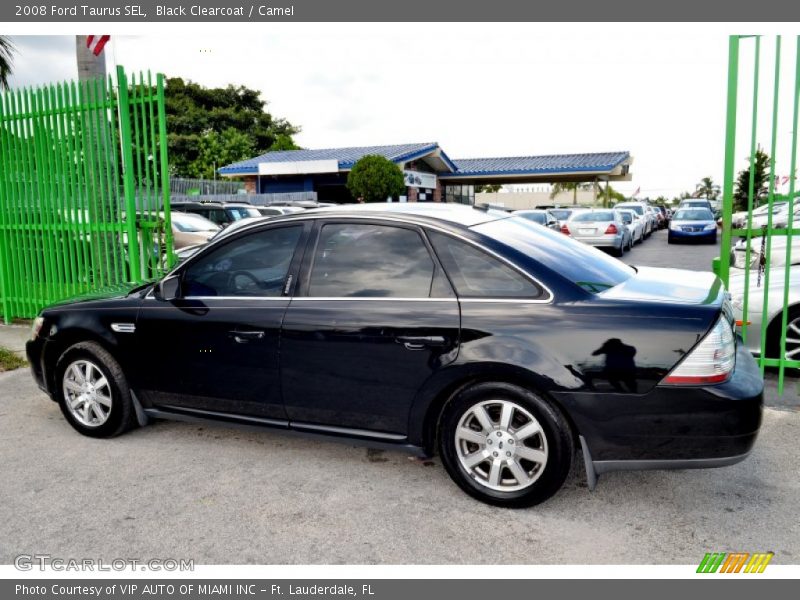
[[396, 335, 447, 350], [230, 330, 265, 343]]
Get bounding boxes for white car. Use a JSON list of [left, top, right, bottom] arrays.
[[732, 201, 788, 229], [732, 235, 800, 270], [618, 208, 644, 244], [548, 207, 590, 229], [614, 202, 652, 238], [729, 265, 800, 361]]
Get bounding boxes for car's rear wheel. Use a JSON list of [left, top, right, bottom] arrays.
[[767, 307, 800, 372], [55, 341, 137, 438], [439, 382, 573, 508]]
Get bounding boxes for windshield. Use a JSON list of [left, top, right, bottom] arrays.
[[473, 216, 635, 294], [171, 213, 220, 233], [616, 204, 643, 215], [674, 209, 714, 220], [549, 209, 572, 220], [227, 206, 262, 220], [571, 211, 615, 222], [517, 212, 546, 224]]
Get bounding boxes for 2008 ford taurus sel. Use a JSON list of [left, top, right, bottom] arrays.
[[26, 203, 763, 507]]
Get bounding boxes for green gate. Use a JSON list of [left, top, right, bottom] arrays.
[[0, 66, 173, 323], [718, 35, 799, 393]]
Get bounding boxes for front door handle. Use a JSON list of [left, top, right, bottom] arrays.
[[230, 330, 265, 343], [396, 335, 447, 350]]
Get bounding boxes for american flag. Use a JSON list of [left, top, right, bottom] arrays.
[[86, 35, 111, 57]]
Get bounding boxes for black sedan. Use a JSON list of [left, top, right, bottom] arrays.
[[26, 204, 763, 507]]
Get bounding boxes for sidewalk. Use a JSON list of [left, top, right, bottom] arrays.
[[0, 323, 31, 359]]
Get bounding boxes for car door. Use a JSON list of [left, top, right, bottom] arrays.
[[280, 219, 460, 437], [134, 221, 309, 420]]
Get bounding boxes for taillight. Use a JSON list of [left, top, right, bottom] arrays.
[[561, 224, 570, 234], [605, 224, 618, 234], [662, 316, 735, 385]]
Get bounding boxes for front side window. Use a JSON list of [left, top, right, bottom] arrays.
[[182, 226, 302, 297], [308, 223, 437, 297], [428, 231, 543, 299]]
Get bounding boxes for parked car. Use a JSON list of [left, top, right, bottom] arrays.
[[564, 209, 631, 256], [174, 216, 271, 263], [26, 204, 762, 508], [729, 265, 800, 362], [732, 201, 788, 229], [656, 205, 670, 226], [614, 202, 652, 238], [617, 209, 644, 245], [549, 207, 589, 229], [170, 211, 221, 249], [513, 209, 560, 231], [172, 200, 262, 226], [257, 206, 306, 217], [668, 208, 718, 244], [732, 235, 800, 270], [645, 206, 661, 231]]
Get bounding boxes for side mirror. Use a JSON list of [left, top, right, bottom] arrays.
[[154, 275, 180, 301]]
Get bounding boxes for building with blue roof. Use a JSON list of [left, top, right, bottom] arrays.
[[218, 142, 632, 204]]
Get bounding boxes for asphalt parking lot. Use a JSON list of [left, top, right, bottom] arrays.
[[0, 227, 798, 565]]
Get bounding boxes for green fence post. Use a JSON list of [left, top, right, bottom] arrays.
[[116, 66, 141, 282], [719, 35, 741, 288], [156, 73, 174, 269]]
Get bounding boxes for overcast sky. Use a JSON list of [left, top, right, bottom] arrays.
[[6, 27, 786, 198]]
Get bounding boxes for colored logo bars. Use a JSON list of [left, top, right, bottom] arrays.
[[697, 552, 774, 573]]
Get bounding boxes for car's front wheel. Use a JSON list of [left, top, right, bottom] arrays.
[[439, 382, 573, 508], [55, 341, 138, 438]]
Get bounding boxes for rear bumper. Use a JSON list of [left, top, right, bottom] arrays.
[[559, 340, 763, 466], [571, 234, 624, 248]]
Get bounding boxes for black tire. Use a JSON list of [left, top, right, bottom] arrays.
[[438, 382, 573, 508], [667, 235, 674, 244], [612, 242, 624, 257], [766, 306, 800, 374], [54, 341, 138, 438]]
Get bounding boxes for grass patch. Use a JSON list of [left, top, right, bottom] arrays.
[[0, 347, 26, 372]]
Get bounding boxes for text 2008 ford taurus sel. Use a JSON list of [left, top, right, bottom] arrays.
[[26, 204, 763, 507]]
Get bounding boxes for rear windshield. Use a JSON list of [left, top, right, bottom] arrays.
[[616, 204, 643, 215], [674, 209, 714, 220], [549, 209, 572, 220], [571, 211, 614, 222], [473, 216, 635, 294], [517, 212, 546, 224]]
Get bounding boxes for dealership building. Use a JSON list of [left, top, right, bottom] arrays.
[[218, 142, 632, 204]]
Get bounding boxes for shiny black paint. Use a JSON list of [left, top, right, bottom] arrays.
[[26, 208, 764, 468]]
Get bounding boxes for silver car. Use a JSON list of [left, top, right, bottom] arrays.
[[618, 208, 644, 245], [564, 208, 631, 256], [729, 265, 800, 361], [614, 202, 652, 238]]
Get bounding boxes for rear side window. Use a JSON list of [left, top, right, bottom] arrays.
[[517, 212, 546, 224], [571, 211, 615, 222], [428, 231, 543, 299], [308, 223, 440, 298]]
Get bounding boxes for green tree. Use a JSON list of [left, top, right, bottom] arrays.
[[185, 128, 256, 180], [346, 155, 405, 203], [0, 36, 15, 90], [475, 183, 502, 193], [164, 77, 300, 177], [733, 148, 770, 211], [550, 182, 587, 205], [695, 176, 720, 201]]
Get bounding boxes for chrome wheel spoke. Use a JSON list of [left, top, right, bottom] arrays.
[[64, 380, 82, 394], [499, 402, 514, 430], [93, 376, 109, 392], [514, 421, 542, 441], [457, 427, 486, 446], [488, 461, 502, 487], [71, 364, 85, 384], [471, 405, 494, 432], [90, 403, 104, 421], [785, 346, 800, 359], [516, 446, 547, 464], [463, 451, 487, 469], [94, 392, 112, 408], [507, 459, 530, 485], [69, 395, 84, 410]]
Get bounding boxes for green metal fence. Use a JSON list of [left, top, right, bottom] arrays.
[[0, 66, 173, 323], [718, 35, 800, 393]]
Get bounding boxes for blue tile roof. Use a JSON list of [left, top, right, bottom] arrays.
[[219, 145, 630, 179], [218, 142, 448, 175], [444, 151, 630, 177]]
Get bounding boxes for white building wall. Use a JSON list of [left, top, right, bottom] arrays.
[[476, 190, 601, 210]]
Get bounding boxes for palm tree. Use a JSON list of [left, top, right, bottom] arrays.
[[696, 176, 720, 200], [550, 182, 587, 205], [0, 36, 16, 90]]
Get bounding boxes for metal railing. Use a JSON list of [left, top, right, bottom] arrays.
[[0, 66, 173, 322]]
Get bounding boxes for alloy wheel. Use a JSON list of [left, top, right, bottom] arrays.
[[784, 317, 800, 361], [62, 359, 113, 427], [454, 399, 548, 492]]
